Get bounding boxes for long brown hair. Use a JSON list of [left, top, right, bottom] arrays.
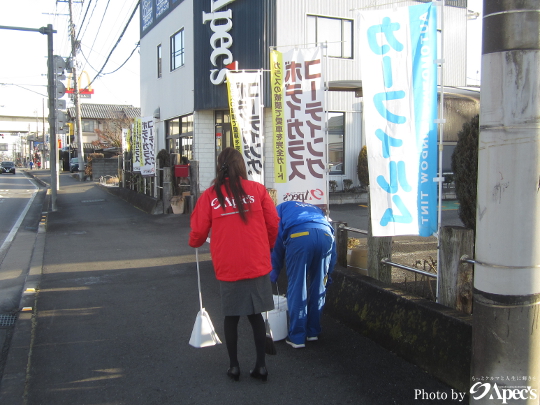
[[213, 148, 249, 222]]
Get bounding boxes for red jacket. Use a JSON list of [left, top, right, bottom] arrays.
[[189, 179, 279, 282]]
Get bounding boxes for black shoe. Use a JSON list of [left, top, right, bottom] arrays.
[[227, 366, 240, 381], [250, 366, 268, 382]]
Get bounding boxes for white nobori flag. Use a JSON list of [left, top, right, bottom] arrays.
[[359, 3, 438, 237]]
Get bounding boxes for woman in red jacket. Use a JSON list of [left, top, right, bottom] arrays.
[[189, 148, 279, 382]]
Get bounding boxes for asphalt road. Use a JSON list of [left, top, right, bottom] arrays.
[[0, 172, 46, 313]]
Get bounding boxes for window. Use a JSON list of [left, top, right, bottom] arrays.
[[170, 29, 185, 71], [214, 110, 232, 162], [82, 119, 95, 133], [166, 114, 193, 161], [157, 44, 162, 78], [328, 112, 345, 174], [307, 15, 352, 58]]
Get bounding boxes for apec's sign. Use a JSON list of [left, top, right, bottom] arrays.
[[202, 0, 237, 85], [194, 0, 273, 110]]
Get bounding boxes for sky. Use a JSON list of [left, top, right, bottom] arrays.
[[0, 0, 483, 118], [0, 0, 140, 117]]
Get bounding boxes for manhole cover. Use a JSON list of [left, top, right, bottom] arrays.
[[0, 314, 17, 327]]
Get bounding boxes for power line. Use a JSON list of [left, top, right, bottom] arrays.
[[76, 0, 92, 41], [88, 0, 140, 87], [0, 83, 48, 98], [80, 41, 139, 77], [85, 0, 111, 70], [77, 0, 98, 42], [101, 42, 139, 76], [86, 0, 111, 62], [79, 47, 101, 73]]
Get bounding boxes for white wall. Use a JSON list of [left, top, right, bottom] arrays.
[[140, 1, 195, 153]]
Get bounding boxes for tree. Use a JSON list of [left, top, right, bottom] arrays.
[[92, 113, 134, 149], [451, 114, 479, 231], [357, 145, 369, 187]]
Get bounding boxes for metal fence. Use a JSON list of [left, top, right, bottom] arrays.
[[338, 225, 438, 301]]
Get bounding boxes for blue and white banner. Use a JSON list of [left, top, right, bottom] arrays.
[[359, 3, 438, 237]]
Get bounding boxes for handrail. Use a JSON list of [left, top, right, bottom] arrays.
[[380, 258, 437, 279], [339, 224, 368, 235]]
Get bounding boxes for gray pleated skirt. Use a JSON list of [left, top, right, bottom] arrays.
[[219, 274, 275, 316]]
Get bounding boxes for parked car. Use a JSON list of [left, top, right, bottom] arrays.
[[69, 158, 79, 173], [1, 161, 16, 174]]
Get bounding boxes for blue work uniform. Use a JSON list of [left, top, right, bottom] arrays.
[[270, 201, 337, 345]]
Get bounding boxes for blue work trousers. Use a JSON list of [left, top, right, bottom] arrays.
[[285, 225, 334, 345]]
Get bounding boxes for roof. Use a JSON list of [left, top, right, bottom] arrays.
[[67, 103, 141, 120], [327, 81, 480, 102]]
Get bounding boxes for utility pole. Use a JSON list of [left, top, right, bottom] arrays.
[[67, 0, 85, 180], [471, 1, 540, 403]]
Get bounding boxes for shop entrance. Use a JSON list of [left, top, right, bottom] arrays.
[[215, 110, 232, 165]]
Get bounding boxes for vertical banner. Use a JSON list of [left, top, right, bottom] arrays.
[[270, 50, 286, 185], [132, 118, 142, 173], [226, 71, 264, 184], [140, 116, 156, 177], [121, 128, 129, 153], [359, 3, 438, 237], [270, 47, 327, 206]]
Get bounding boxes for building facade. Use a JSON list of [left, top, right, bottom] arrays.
[[140, 0, 471, 194], [67, 103, 141, 148]]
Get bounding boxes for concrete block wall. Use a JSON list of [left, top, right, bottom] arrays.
[[91, 158, 119, 180]]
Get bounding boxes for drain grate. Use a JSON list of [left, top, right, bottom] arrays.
[[0, 314, 17, 327]]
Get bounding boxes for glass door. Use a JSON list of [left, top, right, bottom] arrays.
[[215, 110, 232, 163]]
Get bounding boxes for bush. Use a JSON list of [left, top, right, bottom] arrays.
[[157, 149, 171, 167], [357, 145, 369, 187], [329, 180, 338, 192], [451, 115, 479, 231]]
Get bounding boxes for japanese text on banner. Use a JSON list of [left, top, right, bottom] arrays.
[[140, 116, 155, 177], [271, 47, 327, 207], [132, 118, 142, 173], [359, 3, 438, 237], [227, 71, 264, 184]]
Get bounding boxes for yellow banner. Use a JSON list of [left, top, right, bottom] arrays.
[[270, 50, 286, 183], [226, 74, 242, 153]]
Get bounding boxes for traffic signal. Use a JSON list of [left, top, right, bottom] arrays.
[[50, 55, 68, 135]]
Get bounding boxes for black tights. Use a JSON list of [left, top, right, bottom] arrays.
[[224, 314, 266, 369]]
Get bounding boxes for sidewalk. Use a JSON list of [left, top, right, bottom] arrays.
[[0, 172, 461, 405]]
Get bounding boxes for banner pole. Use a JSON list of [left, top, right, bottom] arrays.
[[259, 68, 265, 186], [435, 0, 446, 302], [324, 41, 330, 217]]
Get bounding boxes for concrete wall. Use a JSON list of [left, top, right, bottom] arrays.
[[324, 267, 472, 393], [91, 158, 119, 180]]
